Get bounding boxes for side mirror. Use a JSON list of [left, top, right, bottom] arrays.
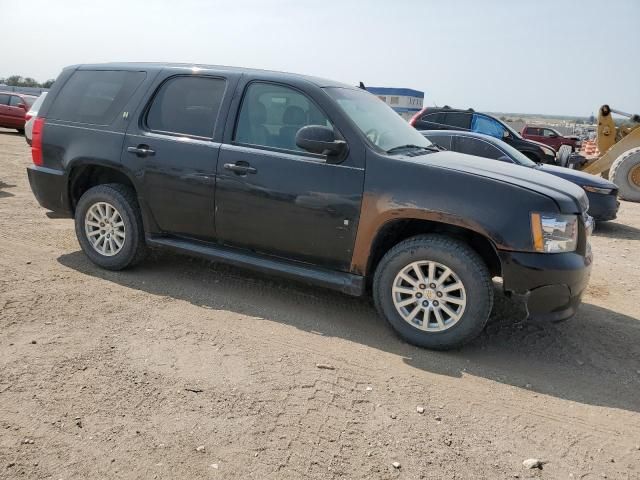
[[502, 130, 509, 139], [295, 125, 346, 157], [17, 103, 27, 110], [549, 133, 558, 138]]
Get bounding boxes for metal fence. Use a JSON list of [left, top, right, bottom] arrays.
[[0, 85, 49, 95]]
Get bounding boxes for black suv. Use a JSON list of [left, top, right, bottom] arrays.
[[27, 63, 593, 349], [410, 107, 558, 164]]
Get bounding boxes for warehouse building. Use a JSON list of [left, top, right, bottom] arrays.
[[366, 87, 424, 120]]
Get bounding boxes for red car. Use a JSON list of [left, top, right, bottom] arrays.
[[521, 125, 581, 152], [0, 92, 38, 133]]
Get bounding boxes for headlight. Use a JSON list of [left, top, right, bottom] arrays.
[[583, 185, 615, 195], [531, 213, 578, 253], [541, 146, 555, 156]]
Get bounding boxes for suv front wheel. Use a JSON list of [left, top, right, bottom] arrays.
[[373, 235, 493, 350], [74, 183, 147, 270]]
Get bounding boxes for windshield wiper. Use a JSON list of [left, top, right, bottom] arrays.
[[386, 144, 441, 154]]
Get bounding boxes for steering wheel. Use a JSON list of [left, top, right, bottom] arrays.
[[365, 128, 379, 144]]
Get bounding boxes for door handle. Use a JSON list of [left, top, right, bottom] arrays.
[[224, 163, 257, 175], [127, 145, 155, 157]]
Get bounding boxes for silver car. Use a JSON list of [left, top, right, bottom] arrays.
[[24, 92, 47, 145]]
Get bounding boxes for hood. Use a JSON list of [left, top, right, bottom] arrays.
[[536, 164, 618, 190], [414, 151, 588, 213]]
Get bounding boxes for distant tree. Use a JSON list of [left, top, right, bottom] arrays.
[[4, 75, 24, 86], [0, 75, 55, 88], [499, 116, 507, 121]]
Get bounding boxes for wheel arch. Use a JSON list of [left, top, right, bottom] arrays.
[[68, 161, 138, 212], [362, 217, 502, 287]]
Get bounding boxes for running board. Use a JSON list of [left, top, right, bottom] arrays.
[[146, 236, 365, 297]]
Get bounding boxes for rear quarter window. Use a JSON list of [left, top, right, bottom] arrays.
[[47, 70, 146, 125]]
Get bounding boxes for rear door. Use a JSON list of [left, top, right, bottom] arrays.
[[7, 95, 27, 128], [122, 72, 237, 240], [214, 80, 364, 271], [0, 94, 12, 126]]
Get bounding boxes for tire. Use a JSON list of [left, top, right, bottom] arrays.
[[558, 145, 572, 167], [17, 128, 24, 135], [74, 183, 147, 270], [610, 147, 640, 202], [373, 234, 493, 350]]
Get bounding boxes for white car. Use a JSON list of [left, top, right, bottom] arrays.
[[24, 92, 47, 145]]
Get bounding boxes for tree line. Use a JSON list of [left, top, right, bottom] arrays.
[[0, 75, 55, 89]]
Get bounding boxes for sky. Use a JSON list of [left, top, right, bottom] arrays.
[[2, 0, 639, 116]]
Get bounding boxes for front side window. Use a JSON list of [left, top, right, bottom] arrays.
[[234, 83, 332, 152], [471, 114, 506, 139], [456, 136, 505, 160], [48, 70, 146, 125], [325, 87, 432, 152], [146, 76, 226, 138], [542, 128, 558, 137]]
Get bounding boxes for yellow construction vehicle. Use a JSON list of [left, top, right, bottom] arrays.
[[581, 105, 640, 202]]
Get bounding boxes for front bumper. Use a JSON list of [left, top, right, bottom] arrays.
[[586, 191, 619, 221], [26, 165, 72, 216], [499, 248, 592, 322]]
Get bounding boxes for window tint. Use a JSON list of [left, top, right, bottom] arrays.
[[48, 70, 145, 125], [9, 96, 25, 107], [526, 127, 541, 135], [0, 94, 10, 105], [235, 83, 332, 152], [471, 114, 505, 139], [421, 112, 445, 124], [444, 112, 471, 129], [455, 136, 505, 160], [146, 76, 226, 138]]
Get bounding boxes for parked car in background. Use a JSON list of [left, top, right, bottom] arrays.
[[521, 125, 580, 152], [24, 92, 47, 145], [421, 129, 619, 221], [27, 63, 593, 350], [410, 106, 557, 164], [0, 92, 38, 133]]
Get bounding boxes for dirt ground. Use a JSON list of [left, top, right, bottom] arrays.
[[0, 128, 639, 480]]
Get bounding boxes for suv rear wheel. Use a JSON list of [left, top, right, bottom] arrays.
[[74, 183, 146, 270], [373, 235, 493, 350]]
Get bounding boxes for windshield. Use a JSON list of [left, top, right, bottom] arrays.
[[324, 87, 433, 153], [496, 138, 537, 167]]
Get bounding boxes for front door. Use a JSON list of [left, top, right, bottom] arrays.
[[215, 82, 364, 271], [123, 75, 228, 240]]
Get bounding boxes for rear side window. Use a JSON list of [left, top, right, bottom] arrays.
[[456, 136, 504, 160], [420, 112, 445, 125], [146, 76, 226, 138], [9, 96, 25, 107], [48, 70, 145, 125], [444, 112, 471, 129], [0, 94, 10, 105]]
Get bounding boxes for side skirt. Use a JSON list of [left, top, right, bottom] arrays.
[[146, 236, 365, 297]]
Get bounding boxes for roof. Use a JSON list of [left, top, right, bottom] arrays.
[[71, 62, 355, 89], [366, 87, 424, 98], [0, 90, 38, 98]]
